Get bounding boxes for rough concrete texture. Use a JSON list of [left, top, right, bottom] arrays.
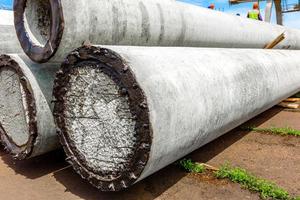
[[0, 10, 22, 54], [24, 0, 51, 46], [0, 54, 60, 159], [64, 66, 137, 174], [14, 0, 300, 62], [0, 107, 298, 200], [53, 45, 300, 191], [0, 67, 30, 147]]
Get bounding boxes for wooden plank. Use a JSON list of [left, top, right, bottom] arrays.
[[277, 102, 300, 109], [264, 32, 285, 49], [283, 98, 300, 102]]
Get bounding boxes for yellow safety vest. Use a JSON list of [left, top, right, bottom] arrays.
[[248, 10, 260, 20]]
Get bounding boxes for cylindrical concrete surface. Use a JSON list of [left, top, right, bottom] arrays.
[[14, 0, 300, 63], [53, 45, 300, 191], [0, 54, 60, 159], [0, 10, 22, 54]]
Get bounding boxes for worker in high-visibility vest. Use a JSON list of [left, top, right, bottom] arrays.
[[247, 2, 263, 21]]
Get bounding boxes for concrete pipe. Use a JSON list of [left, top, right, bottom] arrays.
[[0, 54, 60, 159], [0, 10, 22, 53], [53, 45, 300, 191], [14, 0, 300, 63]]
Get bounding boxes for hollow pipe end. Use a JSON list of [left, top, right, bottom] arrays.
[[14, 0, 64, 63], [0, 54, 37, 160], [53, 46, 152, 191]]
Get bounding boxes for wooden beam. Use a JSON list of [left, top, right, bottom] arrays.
[[264, 32, 285, 49], [283, 98, 300, 102], [278, 102, 300, 109]]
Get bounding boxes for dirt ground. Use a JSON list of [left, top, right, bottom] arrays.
[[0, 106, 299, 200], [190, 107, 300, 197]]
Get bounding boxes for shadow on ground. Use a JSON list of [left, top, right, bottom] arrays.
[[0, 147, 67, 179], [189, 107, 284, 163], [0, 107, 285, 200]]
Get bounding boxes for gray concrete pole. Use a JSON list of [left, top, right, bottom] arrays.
[[0, 10, 22, 54], [14, 0, 300, 63], [53, 45, 300, 191], [0, 54, 60, 159]]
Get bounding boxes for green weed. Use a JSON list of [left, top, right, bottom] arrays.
[[215, 163, 292, 200], [179, 159, 205, 173], [179, 159, 300, 200], [242, 126, 300, 137], [291, 197, 300, 200]]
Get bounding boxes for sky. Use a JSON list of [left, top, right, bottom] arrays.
[[179, 0, 300, 29], [0, 0, 299, 29], [0, 0, 11, 9]]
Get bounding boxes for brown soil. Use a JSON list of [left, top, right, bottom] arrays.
[[190, 107, 300, 197], [0, 147, 259, 200], [0, 107, 299, 200]]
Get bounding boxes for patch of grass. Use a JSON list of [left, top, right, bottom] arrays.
[[179, 160, 300, 200], [179, 159, 205, 173], [291, 197, 300, 200], [242, 126, 300, 137], [215, 163, 292, 200]]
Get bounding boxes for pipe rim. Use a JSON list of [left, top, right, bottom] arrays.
[[0, 55, 38, 159], [53, 46, 153, 191], [14, 0, 64, 63]]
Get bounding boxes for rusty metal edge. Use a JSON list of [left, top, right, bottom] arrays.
[[0, 54, 38, 160], [53, 45, 153, 191], [14, 0, 64, 63]]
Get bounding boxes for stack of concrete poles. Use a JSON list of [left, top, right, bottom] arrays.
[[0, 0, 299, 191], [0, 11, 60, 159]]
